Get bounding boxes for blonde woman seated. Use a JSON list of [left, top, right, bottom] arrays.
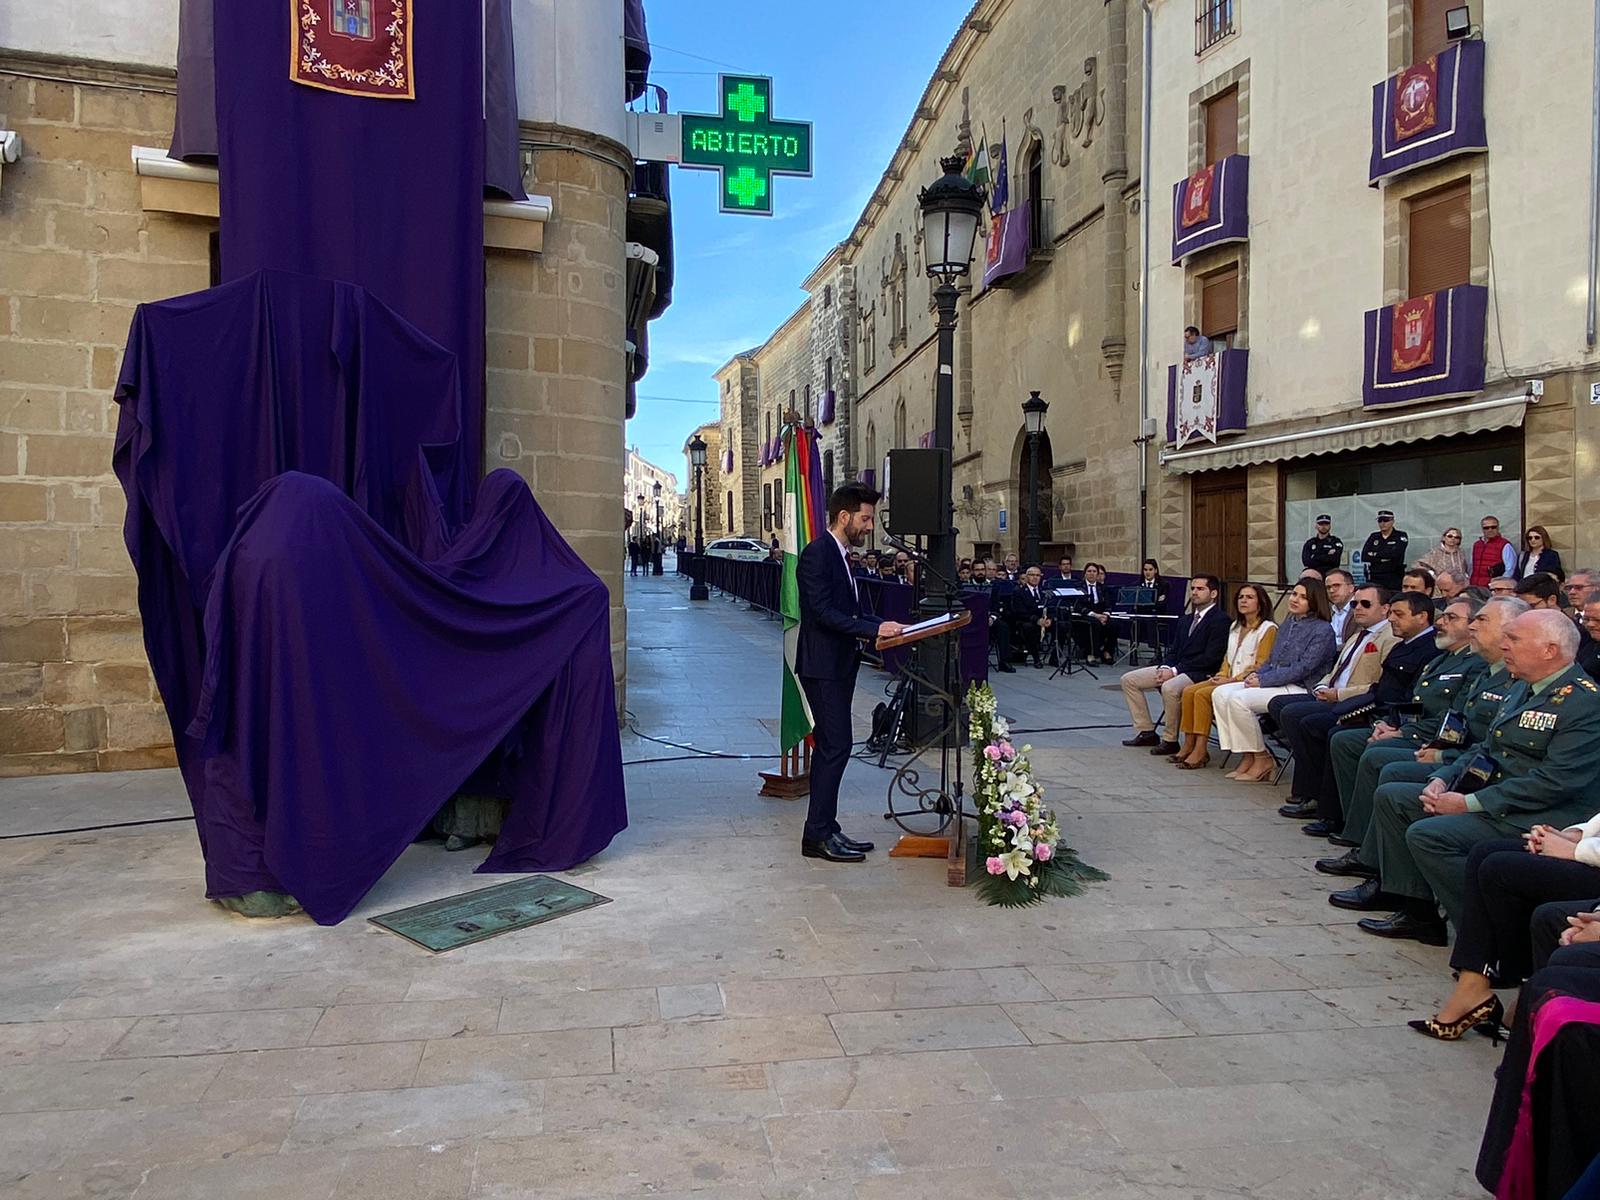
[[1211, 578, 1337, 782], [1171, 583, 1278, 770]]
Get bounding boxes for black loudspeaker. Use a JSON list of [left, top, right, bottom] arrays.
[[885, 448, 951, 537]]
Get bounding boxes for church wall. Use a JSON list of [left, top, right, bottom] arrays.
[[0, 61, 197, 776]]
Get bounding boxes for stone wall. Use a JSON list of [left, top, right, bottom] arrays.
[[1, 61, 205, 776]]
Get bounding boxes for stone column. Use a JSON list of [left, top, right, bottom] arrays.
[[1100, 0, 1131, 402]]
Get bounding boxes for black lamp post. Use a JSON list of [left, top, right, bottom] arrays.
[[651, 481, 664, 575], [689, 434, 709, 600], [916, 153, 985, 617], [1021, 389, 1048, 568]]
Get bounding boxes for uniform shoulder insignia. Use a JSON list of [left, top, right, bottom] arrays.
[[1580, 679, 1599, 693]]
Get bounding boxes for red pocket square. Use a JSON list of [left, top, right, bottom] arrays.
[[1362, 643, 1377, 653]]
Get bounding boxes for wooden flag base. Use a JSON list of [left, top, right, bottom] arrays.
[[758, 743, 811, 799], [888, 835, 949, 858]]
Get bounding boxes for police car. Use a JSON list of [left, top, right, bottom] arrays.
[[705, 537, 770, 562]]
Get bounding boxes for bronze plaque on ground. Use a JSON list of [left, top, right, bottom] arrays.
[[369, 875, 611, 953]]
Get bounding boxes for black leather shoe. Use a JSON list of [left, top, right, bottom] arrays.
[[1328, 878, 1389, 911], [835, 835, 875, 853], [1327, 831, 1361, 848], [801, 834, 866, 863], [1278, 798, 1319, 819], [1358, 910, 1449, 946], [1315, 849, 1377, 878], [1302, 820, 1337, 838], [1122, 731, 1160, 748], [1150, 741, 1181, 756]]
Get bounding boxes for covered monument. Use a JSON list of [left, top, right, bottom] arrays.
[[112, 2, 628, 923]]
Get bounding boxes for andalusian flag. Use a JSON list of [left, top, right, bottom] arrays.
[[963, 125, 991, 190], [779, 422, 826, 753]]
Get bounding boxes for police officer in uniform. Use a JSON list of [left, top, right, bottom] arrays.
[[1357, 610, 1600, 943], [1360, 509, 1409, 592], [1301, 514, 1344, 576]]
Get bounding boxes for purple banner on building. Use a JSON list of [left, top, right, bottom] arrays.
[[1171, 154, 1249, 265], [1166, 349, 1249, 444], [722, 448, 734, 474], [1362, 284, 1487, 408], [982, 204, 1029, 289], [1369, 38, 1486, 187], [819, 389, 836, 425], [215, 1, 487, 492]]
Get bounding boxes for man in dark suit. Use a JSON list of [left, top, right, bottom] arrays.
[[1121, 574, 1229, 753], [1579, 591, 1600, 680], [796, 483, 906, 863], [1007, 566, 1050, 668]]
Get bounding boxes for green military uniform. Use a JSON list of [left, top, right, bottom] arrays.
[[1328, 645, 1484, 840], [1368, 663, 1600, 926]]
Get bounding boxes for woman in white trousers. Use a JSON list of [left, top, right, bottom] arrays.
[[1211, 579, 1337, 782]]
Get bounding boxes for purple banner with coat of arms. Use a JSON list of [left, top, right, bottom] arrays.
[[1369, 38, 1486, 186], [1171, 154, 1249, 265], [982, 203, 1029, 289], [1166, 349, 1248, 445], [215, 0, 487, 494], [1362, 285, 1487, 408]]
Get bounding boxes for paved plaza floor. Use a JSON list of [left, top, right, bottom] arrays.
[[0, 570, 1499, 1199]]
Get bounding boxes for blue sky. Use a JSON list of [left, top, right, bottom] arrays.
[[628, 0, 975, 485]]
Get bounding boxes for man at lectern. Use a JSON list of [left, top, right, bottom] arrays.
[[796, 483, 907, 863]]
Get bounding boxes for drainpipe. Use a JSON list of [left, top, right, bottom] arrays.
[[1589, 0, 1600, 348], [1137, 0, 1154, 563]]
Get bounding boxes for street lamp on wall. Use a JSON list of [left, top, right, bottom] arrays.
[[1021, 390, 1049, 569], [689, 434, 709, 601], [652, 480, 664, 576]]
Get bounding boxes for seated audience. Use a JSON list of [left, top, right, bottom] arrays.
[[1000, 552, 1021, 582], [1580, 590, 1600, 680], [1120, 574, 1228, 754], [1172, 582, 1278, 769], [1354, 610, 1600, 946], [1402, 566, 1436, 596], [1434, 569, 1466, 600], [1488, 575, 1518, 598], [1407, 814, 1600, 1042], [1561, 568, 1597, 615], [1210, 579, 1337, 782], [1516, 573, 1562, 610], [1007, 565, 1051, 669]]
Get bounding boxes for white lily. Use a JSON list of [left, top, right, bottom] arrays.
[[999, 850, 1031, 880]]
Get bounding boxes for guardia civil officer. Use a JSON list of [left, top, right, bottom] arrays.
[[1361, 509, 1409, 592], [1302, 514, 1344, 576]]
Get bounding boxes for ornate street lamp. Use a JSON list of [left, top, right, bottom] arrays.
[[652, 480, 664, 575], [689, 435, 709, 600], [1021, 390, 1049, 568]]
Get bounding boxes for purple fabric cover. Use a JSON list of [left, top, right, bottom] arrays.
[[1171, 154, 1249, 265], [1165, 349, 1250, 443], [172, 0, 526, 201], [820, 390, 836, 425], [624, 0, 652, 102], [865, 581, 988, 688], [1369, 38, 1486, 187], [982, 204, 1029, 289], [114, 271, 625, 924], [1362, 284, 1487, 408]]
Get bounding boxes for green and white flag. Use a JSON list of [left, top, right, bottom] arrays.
[[779, 422, 825, 753]]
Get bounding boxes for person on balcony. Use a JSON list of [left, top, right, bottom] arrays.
[[1183, 325, 1214, 359]]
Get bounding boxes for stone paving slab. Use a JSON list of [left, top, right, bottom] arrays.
[[0, 571, 1505, 1198]]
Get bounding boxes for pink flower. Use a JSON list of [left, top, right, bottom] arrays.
[[983, 745, 1002, 761], [986, 856, 1006, 875], [1034, 842, 1054, 861], [1006, 810, 1028, 827], [999, 741, 1016, 758]]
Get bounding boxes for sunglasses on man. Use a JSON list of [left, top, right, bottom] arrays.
[[1352, 598, 1384, 609]]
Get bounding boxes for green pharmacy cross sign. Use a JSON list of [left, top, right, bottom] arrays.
[[679, 75, 813, 216]]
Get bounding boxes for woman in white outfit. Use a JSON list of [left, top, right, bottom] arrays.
[[1211, 579, 1338, 782]]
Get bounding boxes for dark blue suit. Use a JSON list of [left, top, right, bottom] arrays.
[[796, 534, 880, 842]]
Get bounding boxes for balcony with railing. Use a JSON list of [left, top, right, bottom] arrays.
[[1171, 154, 1249, 265], [1369, 37, 1486, 187], [1361, 284, 1487, 408], [1196, 0, 1236, 55]]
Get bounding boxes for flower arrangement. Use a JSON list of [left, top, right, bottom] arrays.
[[968, 682, 1107, 908]]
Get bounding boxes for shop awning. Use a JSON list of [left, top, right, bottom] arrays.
[[1158, 392, 1531, 475]]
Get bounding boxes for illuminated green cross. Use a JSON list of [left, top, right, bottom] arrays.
[[679, 74, 813, 216]]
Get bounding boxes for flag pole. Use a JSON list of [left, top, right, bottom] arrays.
[[759, 406, 813, 799]]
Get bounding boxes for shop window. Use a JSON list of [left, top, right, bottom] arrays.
[[1200, 264, 1240, 346], [1407, 178, 1471, 296], [1204, 87, 1239, 164]]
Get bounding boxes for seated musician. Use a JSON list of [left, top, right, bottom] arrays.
[[1073, 562, 1116, 665], [1007, 565, 1051, 669]]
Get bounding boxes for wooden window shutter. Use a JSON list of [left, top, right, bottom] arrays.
[[1201, 265, 1240, 338], [1204, 88, 1239, 163], [1407, 179, 1471, 295], [1411, 0, 1453, 63]]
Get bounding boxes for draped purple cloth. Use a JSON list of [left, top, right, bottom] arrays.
[[115, 271, 625, 924], [170, 0, 527, 202], [213, 1, 489, 485]]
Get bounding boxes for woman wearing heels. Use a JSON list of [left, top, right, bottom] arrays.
[[1409, 814, 1600, 1042], [1210, 579, 1337, 782], [1172, 583, 1278, 769]]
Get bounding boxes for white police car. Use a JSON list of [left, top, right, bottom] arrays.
[[705, 537, 770, 562]]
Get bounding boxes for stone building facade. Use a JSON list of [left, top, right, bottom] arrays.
[[0, 4, 648, 775], [715, 0, 1145, 569], [623, 447, 680, 542], [680, 421, 721, 543], [714, 354, 760, 538], [1146, 0, 1600, 584]]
